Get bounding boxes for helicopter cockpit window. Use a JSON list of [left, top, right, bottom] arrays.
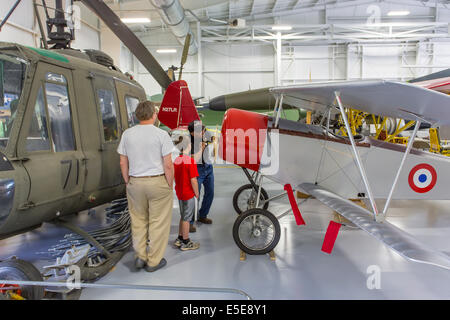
[[26, 86, 50, 152], [125, 96, 139, 127], [0, 54, 26, 149], [98, 89, 119, 141], [45, 81, 76, 152]]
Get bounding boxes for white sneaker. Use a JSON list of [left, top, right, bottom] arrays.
[[173, 238, 182, 248], [180, 240, 200, 251]]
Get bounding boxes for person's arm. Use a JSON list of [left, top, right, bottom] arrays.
[[191, 177, 199, 198], [193, 142, 206, 163], [119, 155, 129, 184], [163, 154, 174, 188]]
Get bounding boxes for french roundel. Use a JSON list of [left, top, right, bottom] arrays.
[[408, 163, 437, 193]]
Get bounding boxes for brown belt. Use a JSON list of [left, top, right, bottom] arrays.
[[130, 174, 165, 178]]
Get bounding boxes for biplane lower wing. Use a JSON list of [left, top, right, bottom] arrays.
[[299, 183, 450, 271]]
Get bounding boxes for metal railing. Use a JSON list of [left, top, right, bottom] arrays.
[[0, 280, 252, 300]]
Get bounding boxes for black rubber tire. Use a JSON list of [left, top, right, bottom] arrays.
[[0, 259, 45, 300], [233, 208, 281, 255], [232, 184, 269, 215]]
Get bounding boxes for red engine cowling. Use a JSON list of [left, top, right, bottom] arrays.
[[219, 108, 268, 172]]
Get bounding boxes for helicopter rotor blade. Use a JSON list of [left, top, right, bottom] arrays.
[[78, 0, 172, 89], [178, 33, 191, 81], [33, 0, 48, 49]]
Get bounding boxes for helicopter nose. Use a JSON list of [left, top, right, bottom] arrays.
[[219, 108, 268, 171], [0, 153, 15, 227]]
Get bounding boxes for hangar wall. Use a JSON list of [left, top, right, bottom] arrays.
[[130, 36, 450, 99], [132, 40, 275, 99], [281, 42, 450, 83], [0, 0, 100, 50]]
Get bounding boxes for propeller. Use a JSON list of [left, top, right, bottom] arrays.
[[178, 33, 191, 81], [78, 0, 172, 89]]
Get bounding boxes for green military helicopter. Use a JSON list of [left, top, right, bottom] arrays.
[[0, 42, 148, 237], [0, 2, 157, 241], [0, 0, 184, 298]]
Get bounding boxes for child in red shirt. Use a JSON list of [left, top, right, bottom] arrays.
[[173, 136, 200, 251]]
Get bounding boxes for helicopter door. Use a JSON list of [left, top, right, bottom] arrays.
[[92, 76, 123, 189], [17, 64, 85, 214]]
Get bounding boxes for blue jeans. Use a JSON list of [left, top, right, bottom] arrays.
[[191, 163, 214, 223]]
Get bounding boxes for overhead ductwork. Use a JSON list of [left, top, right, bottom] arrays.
[[150, 0, 198, 55]]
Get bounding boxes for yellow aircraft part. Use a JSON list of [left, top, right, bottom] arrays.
[[429, 128, 450, 156], [337, 109, 369, 137], [306, 111, 312, 125], [8, 292, 25, 300], [385, 120, 415, 143], [336, 108, 414, 146]]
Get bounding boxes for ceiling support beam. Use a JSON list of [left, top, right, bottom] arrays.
[[250, 0, 257, 16]]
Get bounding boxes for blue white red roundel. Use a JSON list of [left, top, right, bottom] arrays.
[[408, 163, 437, 193]]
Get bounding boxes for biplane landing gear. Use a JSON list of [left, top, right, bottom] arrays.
[[233, 208, 281, 255], [0, 258, 45, 300], [233, 168, 279, 214], [233, 184, 269, 214]]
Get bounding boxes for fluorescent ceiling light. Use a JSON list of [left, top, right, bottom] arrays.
[[156, 49, 177, 53], [387, 10, 410, 16], [121, 17, 151, 24], [271, 25, 292, 31]]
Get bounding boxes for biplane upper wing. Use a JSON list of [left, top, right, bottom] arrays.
[[300, 182, 450, 270], [271, 80, 450, 125]]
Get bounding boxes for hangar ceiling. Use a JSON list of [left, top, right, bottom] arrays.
[[104, 0, 450, 45]]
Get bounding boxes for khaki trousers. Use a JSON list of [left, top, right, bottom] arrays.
[[126, 176, 173, 267]]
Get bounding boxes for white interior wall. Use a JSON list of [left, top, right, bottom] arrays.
[[70, 4, 100, 50], [281, 41, 450, 85], [0, 1, 100, 50], [134, 42, 275, 99], [135, 36, 450, 98], [133, 29, 275, 98], [0, 0, 37, 46]]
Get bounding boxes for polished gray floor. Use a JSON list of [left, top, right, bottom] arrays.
[[1, 166, 450, 299]]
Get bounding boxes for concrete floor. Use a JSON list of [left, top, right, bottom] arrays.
[[1, 166, 450, 299]]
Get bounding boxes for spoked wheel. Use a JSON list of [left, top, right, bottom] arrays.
[[233, 208, 281, 255], [0, 259, 45, 300], [233, 184, 269, 215]]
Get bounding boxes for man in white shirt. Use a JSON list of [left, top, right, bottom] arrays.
[[117, 101, 174, 272]]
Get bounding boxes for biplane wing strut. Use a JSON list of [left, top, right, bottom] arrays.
[[334, 91, 379, 220], [334, 91, 424, 219]]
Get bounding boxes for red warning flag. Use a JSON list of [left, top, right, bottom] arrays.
[[284, 184, 305, 226], [322, 221, 342, 254]]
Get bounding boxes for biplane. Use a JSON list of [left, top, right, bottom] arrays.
[[218, 78, 450, 270]]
